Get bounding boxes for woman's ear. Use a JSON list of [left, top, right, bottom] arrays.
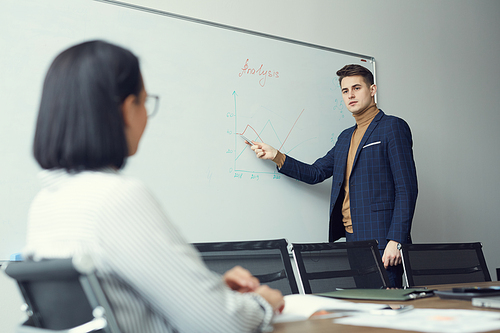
[[121, 94, 137, 127]]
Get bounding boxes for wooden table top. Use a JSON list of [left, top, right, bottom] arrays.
[[270, 281, 500, 333]]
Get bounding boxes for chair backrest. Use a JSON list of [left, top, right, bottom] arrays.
[[292, 239, 390, 293], [400, 242, 491, 287], [192, 239, 299, 295], [3, 256, 121, 333]]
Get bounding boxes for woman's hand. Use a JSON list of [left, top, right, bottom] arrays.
[[223, 266, 260, 292], [255, 285, 285, 313]]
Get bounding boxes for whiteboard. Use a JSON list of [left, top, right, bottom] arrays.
[[0, 0, 375, 259]]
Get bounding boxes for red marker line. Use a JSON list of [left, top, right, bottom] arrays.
[[236, 125, 265, 143], [278, 109, 305, 151]]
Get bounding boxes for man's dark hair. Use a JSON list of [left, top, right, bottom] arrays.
[[33, 40, 142, 171], [336, 64, 374, 87]]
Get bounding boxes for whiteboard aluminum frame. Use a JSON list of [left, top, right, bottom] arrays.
[[94, 0, 376, 72]]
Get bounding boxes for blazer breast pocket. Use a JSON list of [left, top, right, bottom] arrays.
[[362, 141, 381, 149], [371, 201, 394, 212]]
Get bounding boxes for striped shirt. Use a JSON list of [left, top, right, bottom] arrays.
[[23, 168, 273, 333]]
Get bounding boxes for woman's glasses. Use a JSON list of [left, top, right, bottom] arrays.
[[145, 94, 160, 118]]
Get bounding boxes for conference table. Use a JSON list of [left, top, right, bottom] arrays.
[[270, 281, 500, 333]]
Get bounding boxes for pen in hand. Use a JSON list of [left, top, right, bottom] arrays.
[[240, 135, 254, 146]]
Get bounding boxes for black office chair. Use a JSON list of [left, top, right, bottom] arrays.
[[291, 239, 390, 293], [192, 239, 299, 295], [4, 255, 122, 333], [400, 242, 491, 287]]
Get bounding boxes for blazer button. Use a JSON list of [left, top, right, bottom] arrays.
[[338, 182, 342, 187]]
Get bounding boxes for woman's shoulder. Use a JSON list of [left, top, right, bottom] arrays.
[[75, 169, 146, 189], [86, 170, 152, 201], [40, 169, 152, 203]]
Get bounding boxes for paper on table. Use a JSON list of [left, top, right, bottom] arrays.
[[272, 294, 386, 323], [335, 308, 500, 333]]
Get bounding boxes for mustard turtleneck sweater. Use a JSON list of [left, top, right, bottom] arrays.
[[272, 103, 379, 234], [342, 103, 379, 233]]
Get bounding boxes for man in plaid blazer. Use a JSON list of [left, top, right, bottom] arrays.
[[249, 65, 418, 287]]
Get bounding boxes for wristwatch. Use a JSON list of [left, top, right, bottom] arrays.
[[397, 243, 402, 250]]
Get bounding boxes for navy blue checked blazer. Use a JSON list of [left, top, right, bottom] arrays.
[[279, 110, 418, 250]]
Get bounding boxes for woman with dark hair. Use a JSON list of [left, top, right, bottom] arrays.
[[24, 40, 283, 333]]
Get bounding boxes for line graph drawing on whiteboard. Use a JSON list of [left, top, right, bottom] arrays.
[[230, 91, 319, 178]]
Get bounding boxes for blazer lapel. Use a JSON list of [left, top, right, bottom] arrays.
[[352, 110, 384, 169], [334, 126, 356, 179]]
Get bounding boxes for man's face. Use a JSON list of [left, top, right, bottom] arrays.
[[341, 75, 377, 114]]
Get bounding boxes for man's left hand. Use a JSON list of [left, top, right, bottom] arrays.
[[382, 240, 402, 268]]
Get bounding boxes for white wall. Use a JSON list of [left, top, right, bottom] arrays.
[[120, 0, 500, 272], [0, 266, 26, 332]]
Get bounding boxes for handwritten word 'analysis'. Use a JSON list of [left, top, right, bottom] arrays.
[[238, 59, 279, 87]]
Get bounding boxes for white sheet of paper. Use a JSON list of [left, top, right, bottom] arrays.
[[273, 294, 386, 323], [335, 308, 500, 333]]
